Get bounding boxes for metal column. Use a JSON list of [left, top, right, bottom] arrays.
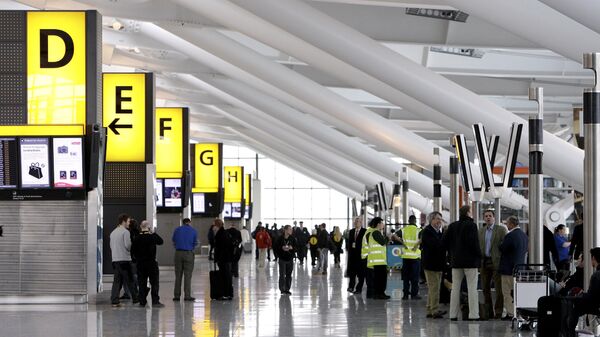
[[528, 87, 544, 265], [494, 197, 501, 226], [393, 171, 402, 224], [363, 190, 368, 226], [433, 147, 442, 213], [402, 167, 409, 224], [450, 155, 460, 223], [583, 53, 600, 290], [472, 200, 480, 227]]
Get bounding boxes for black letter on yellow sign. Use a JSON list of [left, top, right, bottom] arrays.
[[200, 150, 213, 165], [116, 86, 133, 114], [159, 118, 172, 139], [227, 170, 238, 182], [40, 29, 74, 68]]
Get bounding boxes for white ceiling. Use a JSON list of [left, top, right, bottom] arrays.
[[7, 0, 593, 201]]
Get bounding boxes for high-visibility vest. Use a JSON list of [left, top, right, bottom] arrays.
[[361, 227, 374, 259], [401, 225, 421, 259], [367, 230, 387, 268]]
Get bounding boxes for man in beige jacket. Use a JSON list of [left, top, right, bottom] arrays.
[[478, 209, 507, 319]]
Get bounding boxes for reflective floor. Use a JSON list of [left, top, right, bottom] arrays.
[[0, 254, 539, 337]]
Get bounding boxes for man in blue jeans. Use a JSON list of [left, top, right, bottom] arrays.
[[172, 218, 198, 301]]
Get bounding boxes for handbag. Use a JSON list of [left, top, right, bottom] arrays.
[[28, 162, 43, 179]]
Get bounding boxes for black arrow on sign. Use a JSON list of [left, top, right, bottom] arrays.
[[108, 118, 132, 135]]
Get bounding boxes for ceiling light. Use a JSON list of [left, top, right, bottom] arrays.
[[430, 46, 485, 58], [111, 20, 123, 31], [406, 8, 469, 22]]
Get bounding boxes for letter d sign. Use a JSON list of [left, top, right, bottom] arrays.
[[40, 29, 74, 68]]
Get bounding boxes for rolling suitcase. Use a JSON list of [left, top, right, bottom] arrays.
[[210, 263, 223, 300], [537, 295, 577, 337]]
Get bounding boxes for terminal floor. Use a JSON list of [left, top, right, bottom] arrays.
[[0, 255, 538, 337]]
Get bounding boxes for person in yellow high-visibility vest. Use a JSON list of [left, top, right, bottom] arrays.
[[398, 215, 422, 300], [361, 221, 375, 298], [368, 217, 398, 300]]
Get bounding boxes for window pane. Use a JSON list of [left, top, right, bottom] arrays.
[[223, 144, 239, 158], [311, 190, 330, 218], [275, 163, 294, 188], [274, 189, 293, 221], [330, 190, 348, 219], [259, 158, 275, 187], [293, 189, 311, 220], [262, 188, 275, 220], [294, 171, 312, 188]]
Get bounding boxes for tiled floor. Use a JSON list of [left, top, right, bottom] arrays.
[[0, 254, 538, 337]]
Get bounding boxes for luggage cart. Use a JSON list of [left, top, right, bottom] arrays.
[[512, 264, 550, 331]]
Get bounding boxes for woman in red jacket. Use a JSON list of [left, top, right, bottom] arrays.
[[256, 226, 272, 268]]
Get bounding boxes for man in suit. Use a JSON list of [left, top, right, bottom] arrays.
[[443, 205, 482, 321], [569, 222, 583, 260], [478, 209, 507, 319], [498, 216, 528, 320], [421, 211, 447, 318], [347, 216, 366, 294]]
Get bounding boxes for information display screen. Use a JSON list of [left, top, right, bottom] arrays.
[[156, 179, 163, 207], [20, 138, 50, 188], [223, 203, 232, 218], [52, 138, 84, 188], [192, 193, 205, 213], [0, 138, 18, 188], [164, 178, 182, 207], [244, 205, 250, 219]]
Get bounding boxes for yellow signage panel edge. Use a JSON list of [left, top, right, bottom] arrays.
[[224, 166, 243, 203], [156, 107, 183, 178], [192, 143, 222, 193]]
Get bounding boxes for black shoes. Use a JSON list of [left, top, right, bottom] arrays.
[[402, 295, 409, 300], [501, 315, 514, 321], [374, 294, 391, 300], [281, 291, 292, 295], [353, 289, 362, 294], [183, 297, 196, 302], [347, 288, 354, 293], [412, 295, 422, 300], [152, 302, 165, 308], [173, 297, 180, 301]]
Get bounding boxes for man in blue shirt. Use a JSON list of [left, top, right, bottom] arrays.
[[172, 218, 198, 301]]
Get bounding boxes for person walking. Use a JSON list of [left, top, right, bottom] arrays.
[[309, 229, 319, 267], [347, 216, 366, 294], [294, 222, 308, 266], [172, 218, 198, 301], [227, 223, 243, 278], [274, 225, 296, 295], [207, 224, 216, 261], [443, 205, 482, 321], [110, 214, 139, 307], [478, 209, 507, 319], [256, 226, 272, 268], [421, 211, 447, 318], [132, 220, 164, 307], [332, 226, 344, 268], [252, 221, 263, 260], [317, 223, 330, 274], [498, 216, 528, 321], [270, 224, 280, 262], [554, 224, 572, 274], [399, 216, 422, 300], [214, 218, 234, 300]]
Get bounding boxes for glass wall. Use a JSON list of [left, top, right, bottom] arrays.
[[223, 145, 350, 230]]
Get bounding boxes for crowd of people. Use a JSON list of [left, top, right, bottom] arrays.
[[108, 210, 600, 332]]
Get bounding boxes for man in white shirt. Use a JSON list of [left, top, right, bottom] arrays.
[[478, 209, 507, 319], [110, 213, 138, 307]]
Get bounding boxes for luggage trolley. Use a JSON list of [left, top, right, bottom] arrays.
[[512, 264, 550, 331]]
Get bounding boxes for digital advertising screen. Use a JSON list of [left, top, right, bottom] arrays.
[[223, 203, 232, 218], [156, 179, 164, 207], [20, 138, 50, 188], [164, 178, 182, 207], [244, 205, 251, 220], [192, 193, 205, 213], [231, 202, 242, 218], [52, 138, 84, 188], [0, 138, 18, 189]]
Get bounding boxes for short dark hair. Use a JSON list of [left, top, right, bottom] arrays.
[[408, 215, 417, 223], [506, 216, 519, 227], [555, 224, 565, 233], [369, 217, 383, 228], [118, 213, 130, 224], [284, 225, 291, 231], [183, 218, 191, 224], [483, 209, 495, 217], [459, 205, 471, 218], [591, 247, 600, 263]]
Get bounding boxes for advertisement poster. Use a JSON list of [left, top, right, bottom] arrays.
[[231, 202, 242, 218], [223, 203, 232, 218], [192, 193, 205, 213], [156, 179, 163, 207], [20, 138, 50, 188], [53, 138, 84, 188], [164, 178, 182, 207]]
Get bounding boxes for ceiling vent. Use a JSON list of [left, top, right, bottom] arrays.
[[430, 46, 484, 58], [406, 8, 469, 22]]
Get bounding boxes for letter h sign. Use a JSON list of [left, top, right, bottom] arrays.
[[453, 123, 522, 200]]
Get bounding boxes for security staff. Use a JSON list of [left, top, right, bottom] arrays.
[[399, 215, 422, 300], [361, 221, 376, 298], [367, 217, 393, 300]]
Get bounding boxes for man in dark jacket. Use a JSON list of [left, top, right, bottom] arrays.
[[568, 247, 600, 332], [421, 211, 447, 318], [227, 223, 243, 278], [498, 216, 528, 320], [347, 217, 366, 294], [569, 222, 583, 260], [294, 221, 308, 265], [274, 225, 297, 295], [214, 218, 234, 300], [317, 223, 330, 274], [132, 220, 164, 307], [442, 205, 482, 321], [543, 224, 559, 269]]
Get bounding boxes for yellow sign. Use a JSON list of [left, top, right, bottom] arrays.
[[224, 166, 243, 203], [156, 107, 184, 178], [102, 73, 149, 162], [244, 174, 251, 206], [192, 143, 221, 193], [27, 12, 87, 127], [0, 125, 84, 136]]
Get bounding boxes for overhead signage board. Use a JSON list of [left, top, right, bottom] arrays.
[[156, 107, 188, 178], [244, 173, 251, 206], [102, 73, 154, 162], [22, 11, 100, 132], [224, 166, 243, 203], [191, 143, 222, 193]]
